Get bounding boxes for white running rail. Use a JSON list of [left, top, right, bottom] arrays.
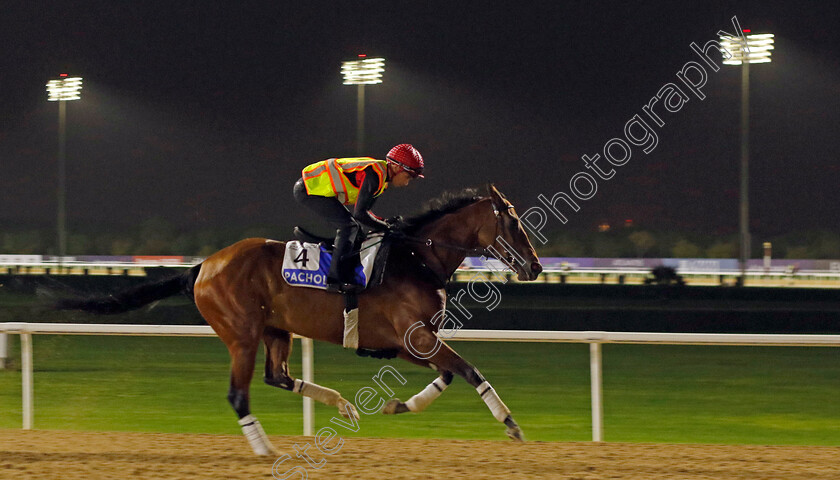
[[0, 333, 7, 370], [2, 322, 840, 441]]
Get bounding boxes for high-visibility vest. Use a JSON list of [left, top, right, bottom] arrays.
[[301, 157, 388, 205]]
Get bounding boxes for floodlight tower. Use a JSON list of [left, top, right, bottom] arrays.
[[46, 74, 83, 263], [718, 32, 774, 284], [341, 56, 385, 154]]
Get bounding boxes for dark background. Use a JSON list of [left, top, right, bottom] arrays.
[[2, 1, 838, 242]]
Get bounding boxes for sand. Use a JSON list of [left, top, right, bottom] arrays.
[[2, 430, 839, 479]]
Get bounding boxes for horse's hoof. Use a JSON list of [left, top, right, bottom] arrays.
[[382, 399, 411, 415], [256, 443, 280, 457], [245, 435, 279, 456], [338, 399, 360, 420], [505, 426, 525, 442]]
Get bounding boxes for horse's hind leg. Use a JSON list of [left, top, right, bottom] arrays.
[[226, 335, 279, 456], [262, 326, 359, 420]]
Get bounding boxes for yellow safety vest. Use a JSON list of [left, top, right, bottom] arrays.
[[301, 157, 388, 205]]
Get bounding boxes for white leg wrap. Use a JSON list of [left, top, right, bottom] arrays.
[[238, 415, 275, 456], [294, 379, 342, 406], [343, 308, 359, 349], [405, 377, 449, 413], [476, 381, 511, 422]]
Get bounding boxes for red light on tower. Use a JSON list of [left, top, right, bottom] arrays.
[[358, 54, 366, 58], [59, 73, 68, 77], [743, 29, 751, 33]]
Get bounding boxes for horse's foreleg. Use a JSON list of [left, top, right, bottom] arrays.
[[382, 371, 453, 414], [403, 331, 524, 441], [263, 327, 359, 420], [382, 353, 454, 414], [455, 357, 524, 441]]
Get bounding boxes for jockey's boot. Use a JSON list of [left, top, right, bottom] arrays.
[[326, 224, 363, 294]]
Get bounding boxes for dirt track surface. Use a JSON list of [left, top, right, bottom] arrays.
[[2, 430, 840, 480]]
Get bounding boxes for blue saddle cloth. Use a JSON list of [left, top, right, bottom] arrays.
[[281, 235, 383, 290]]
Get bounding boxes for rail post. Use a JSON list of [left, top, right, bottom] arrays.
[[0, 333, 8, 369], [589, 342, 604, 442], [301, 337, 314, 436], [21, 333, 33, 429]]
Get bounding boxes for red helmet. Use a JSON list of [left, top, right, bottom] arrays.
[[386, 144, 424, 178]]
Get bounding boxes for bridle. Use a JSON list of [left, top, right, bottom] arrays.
[[394, 198, 519, 285], [487, 203, 519, 268]]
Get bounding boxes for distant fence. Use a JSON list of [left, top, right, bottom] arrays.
[[3, 254, 840, 274], [3, 322, 840, 441], [2, 255, 840, 288]]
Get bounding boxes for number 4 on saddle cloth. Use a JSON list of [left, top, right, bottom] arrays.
[[281, 231, 387, 291]]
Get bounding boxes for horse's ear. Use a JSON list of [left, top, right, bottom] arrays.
[[486, 183, 504, 204]]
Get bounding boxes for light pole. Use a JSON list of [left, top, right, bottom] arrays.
[[719, 32, 773, 284], [46, 74, 83, 264], [341, 56, 384, 154]]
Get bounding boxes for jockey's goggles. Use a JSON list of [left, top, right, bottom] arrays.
[[386, 157, 424, 178]]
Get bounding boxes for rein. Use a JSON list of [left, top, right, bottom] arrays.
[[396, 234, 491, 257], [399, 202, 513, 257], [341, 234, 485, 263], [391, 200, 514, 286]]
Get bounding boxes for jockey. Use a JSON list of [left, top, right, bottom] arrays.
[[293, 144, 424, 293]]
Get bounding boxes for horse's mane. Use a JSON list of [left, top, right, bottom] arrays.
[[399, 187, 484, 234]]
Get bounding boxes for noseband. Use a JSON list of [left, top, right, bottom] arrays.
[[487, 203, 519, 268]]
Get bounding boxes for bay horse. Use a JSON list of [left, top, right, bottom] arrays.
[[56, 184, 543, 455]]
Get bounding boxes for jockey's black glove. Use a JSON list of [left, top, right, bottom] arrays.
[[386, 215, 405, 229], [386, 216, 405, 238]]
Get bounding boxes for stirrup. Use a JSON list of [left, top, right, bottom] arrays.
[[338, 283, 364, 294], [325, 280, 363, 294]]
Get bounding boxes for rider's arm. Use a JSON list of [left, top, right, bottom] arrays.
[[352, 166, 389, 231]]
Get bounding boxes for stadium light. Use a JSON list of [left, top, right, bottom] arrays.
[[46, 75, 83, 264], [341, 56, 385, 154], [46, 76, 83, 101], [719, 33, 775, 65], [341, 56, 385, 85], [718, 33, 774, 284]]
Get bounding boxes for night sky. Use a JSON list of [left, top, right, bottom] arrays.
[[2, 1, 838, 243]]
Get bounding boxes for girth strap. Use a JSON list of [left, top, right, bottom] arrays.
[[342, 293, 359, 349]]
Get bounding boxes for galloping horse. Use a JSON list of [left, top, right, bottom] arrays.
[[56, 184, 543, 455]]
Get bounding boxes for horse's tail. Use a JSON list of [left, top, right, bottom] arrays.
[[53, 263, 202, 315]]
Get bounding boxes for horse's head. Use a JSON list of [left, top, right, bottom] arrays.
[[478, 185, 543, 281]]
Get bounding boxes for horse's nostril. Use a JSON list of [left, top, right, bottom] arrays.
[[531, 262, 543, 274]]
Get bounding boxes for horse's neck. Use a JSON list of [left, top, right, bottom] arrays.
[[415, 199, 489, 279]]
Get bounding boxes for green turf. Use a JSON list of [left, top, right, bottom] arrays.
[[1, 334, 839, 445]]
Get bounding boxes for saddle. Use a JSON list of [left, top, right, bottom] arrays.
[[282, 228, 391, 292], [293, 226, 334, 248]]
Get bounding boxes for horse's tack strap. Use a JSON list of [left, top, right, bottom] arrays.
[[342, 293, 359, 349], [343, 307, 359, 349]]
